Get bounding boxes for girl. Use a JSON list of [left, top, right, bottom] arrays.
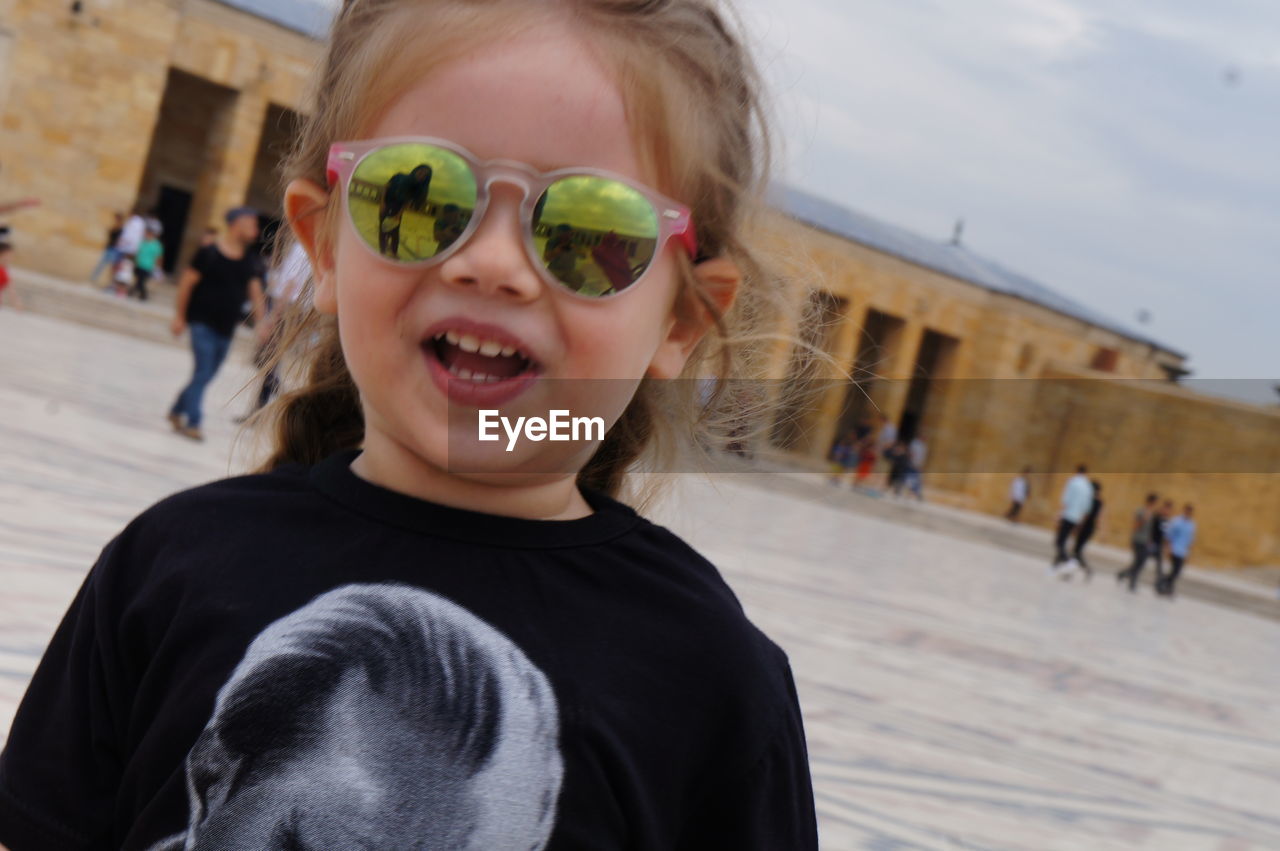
[[0, 1, 818, 849]]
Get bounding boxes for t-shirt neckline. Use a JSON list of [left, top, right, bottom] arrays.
[[310, 450, 639, 549]]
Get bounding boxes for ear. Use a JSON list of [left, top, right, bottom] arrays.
[[647, 256, 741, 379], [284, 178, 337, 315]]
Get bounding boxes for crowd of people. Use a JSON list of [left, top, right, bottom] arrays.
[[1047, 464, 1198, 597], [828, 413, 928, 500], [76, 200, 312, 443]]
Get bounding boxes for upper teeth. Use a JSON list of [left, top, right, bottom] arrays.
[[434, 331, 526, 361]]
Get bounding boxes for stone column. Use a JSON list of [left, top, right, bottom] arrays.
[[870, 319, 926, 429], [207, 91, 269, 224], [178, 90, 267, 267], [810, 300, 867, 457]]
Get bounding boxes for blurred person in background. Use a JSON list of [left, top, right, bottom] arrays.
[[1050, 464, 1092, 574], [1158, 504, 1197, 598], [0, 239, 22, 310], [1007, 466, 1031, 522], [885, 440, 911, 496], [167, 207, 266, 442], [828, 428, 858, 485], [850, 415, 876, 487], [875, 413, 898, 488], [1061, 479, 1102, 581], [0, 161, 39, 307], [1117, 492, 1160, 591], [112, 206, 149, 291], [906, 431, 927, 500], [88, 211, 124, 285], [250, 240, 311, 413], [129, 224, 164, 301], [1149, 499, 1174, 588]]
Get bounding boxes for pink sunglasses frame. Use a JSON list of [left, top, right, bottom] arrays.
[[325, 136, 698, 297]]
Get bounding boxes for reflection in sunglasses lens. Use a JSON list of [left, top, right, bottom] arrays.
[[349, 143, 477, 262], [533, 176, 659, 296]]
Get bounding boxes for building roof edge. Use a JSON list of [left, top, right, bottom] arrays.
[[773, 185, 1187, 360], [209, 0, 332, 39]]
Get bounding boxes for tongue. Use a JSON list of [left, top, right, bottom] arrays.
[[436, 341, 528, 378]]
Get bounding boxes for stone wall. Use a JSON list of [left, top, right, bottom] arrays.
[[991, 365, 1280, 567], [0, 0, 182, 279], [0, 0, 320, 279], [761, 214, 1278, 567]]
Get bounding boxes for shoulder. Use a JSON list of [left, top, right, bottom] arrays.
[[108, 465, 315, 569], [617, 510, 795, 698], [189, 244, 217, 269], [144, 464, 311, 521]]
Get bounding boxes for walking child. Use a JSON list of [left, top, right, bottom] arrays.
[[89, 211, 124, 285], [0, 2, 818, 848], [129, 224, 164, 301], [1158, 504, 1197, 598]]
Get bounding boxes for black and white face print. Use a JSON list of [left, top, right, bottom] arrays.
[[147, 584, 563, 851]]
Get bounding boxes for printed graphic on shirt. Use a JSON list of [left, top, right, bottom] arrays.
[[146, 583, 563, 850]]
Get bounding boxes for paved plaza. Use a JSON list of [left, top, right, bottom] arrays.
[[2, 308, 1278, 850]]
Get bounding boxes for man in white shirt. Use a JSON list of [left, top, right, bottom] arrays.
[[115, 208, 147, 259], [1051, 464, 1093, 574]]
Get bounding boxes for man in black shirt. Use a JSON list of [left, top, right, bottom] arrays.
[[167, 206, 266, 441]]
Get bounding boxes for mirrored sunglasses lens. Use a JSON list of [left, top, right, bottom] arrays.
[[348, 143, 476, 262], [532, 176, 659, 296]]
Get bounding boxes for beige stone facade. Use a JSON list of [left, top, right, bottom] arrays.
[[0, 0, 319, 278], [758, 212, 1280, 567], [1, 0, 1275, 565]]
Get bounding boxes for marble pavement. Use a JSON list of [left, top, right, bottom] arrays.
[[2, 309, 1278, 850]]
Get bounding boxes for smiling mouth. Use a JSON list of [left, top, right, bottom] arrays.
[[425, 330, 539, 383]]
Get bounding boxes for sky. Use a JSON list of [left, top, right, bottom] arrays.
[[731, 0, 1279, 385], [305, 0, 1277, 386]]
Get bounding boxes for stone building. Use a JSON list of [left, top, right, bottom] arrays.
[[757, 191, 1279, 567], [1, 0, 1276, 565], [0, 0, 325, 277]]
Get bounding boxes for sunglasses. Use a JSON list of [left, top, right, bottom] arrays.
[[326, 137, 697, 299]]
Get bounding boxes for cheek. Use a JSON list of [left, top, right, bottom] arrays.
[[331, 246, 419, 374], [559, 265, 679, 378]]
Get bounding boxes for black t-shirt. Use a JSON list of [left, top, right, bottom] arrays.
[[185, 244, 262, 338], [0, 452, 817, 850]]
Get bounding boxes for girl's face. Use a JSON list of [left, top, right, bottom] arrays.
[[303, 23, 715, 489]]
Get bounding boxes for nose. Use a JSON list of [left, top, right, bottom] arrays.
[[437, 183, 543, 302]]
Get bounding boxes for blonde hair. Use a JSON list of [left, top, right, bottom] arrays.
[[258, 0, 800, 502]]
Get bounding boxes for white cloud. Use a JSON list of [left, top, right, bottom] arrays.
[[735, 0, 1280, 378]]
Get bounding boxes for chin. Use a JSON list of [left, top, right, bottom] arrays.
[[441, 432, 601, 481]]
